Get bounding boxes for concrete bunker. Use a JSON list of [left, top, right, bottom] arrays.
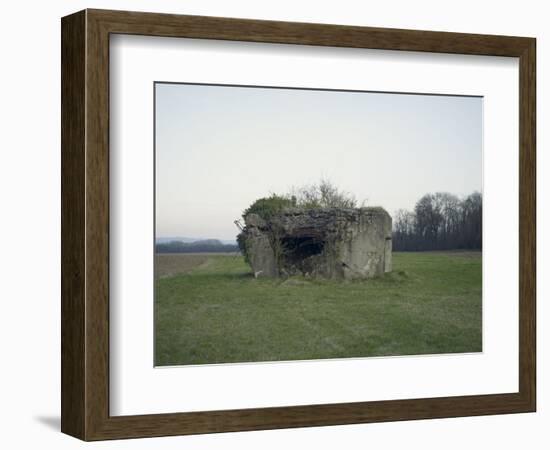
[[238, 207, 392, 280]]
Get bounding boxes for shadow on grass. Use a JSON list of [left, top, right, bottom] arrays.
[[176, 270, 412, 286]]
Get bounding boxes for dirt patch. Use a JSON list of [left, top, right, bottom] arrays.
[[280, 278, 312, 287], [155, 254, 209, 278]]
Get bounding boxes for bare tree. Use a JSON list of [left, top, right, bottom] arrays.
[[290, 178, 357, 209], [393, 191, 482, 251]]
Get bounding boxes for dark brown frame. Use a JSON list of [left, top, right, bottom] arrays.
[[61, 9, 536, 441]]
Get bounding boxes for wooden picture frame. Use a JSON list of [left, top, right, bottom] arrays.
[[61, 9, 536, 441]]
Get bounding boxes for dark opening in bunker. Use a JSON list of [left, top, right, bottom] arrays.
[[281, 236, 325, 262]]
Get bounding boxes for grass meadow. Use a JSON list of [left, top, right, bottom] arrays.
[[154, 251, 482, 366]]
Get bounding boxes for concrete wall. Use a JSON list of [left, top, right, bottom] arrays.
[[241, 207, 392, 280], [338, 208, 392, 279]]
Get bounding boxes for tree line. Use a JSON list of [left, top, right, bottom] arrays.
[[392, 192, 482, 251], [156, 239, 238, 254]]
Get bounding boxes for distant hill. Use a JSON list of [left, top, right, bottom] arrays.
[[156, 238, 239, 254], [156, 236, 237, 246], [156, 236, 198, 244]]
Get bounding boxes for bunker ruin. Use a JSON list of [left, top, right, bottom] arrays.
[[237, 207, 392, 280]]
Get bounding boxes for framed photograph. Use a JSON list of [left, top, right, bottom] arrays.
[[61, 9, 536, 440]]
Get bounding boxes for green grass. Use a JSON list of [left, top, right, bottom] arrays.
[[154, 252, 482, 366]]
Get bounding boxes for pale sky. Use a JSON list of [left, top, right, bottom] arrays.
[[155, 83, 482, 241]]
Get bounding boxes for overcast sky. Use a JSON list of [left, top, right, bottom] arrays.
[[155, 83, 482, 241]]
